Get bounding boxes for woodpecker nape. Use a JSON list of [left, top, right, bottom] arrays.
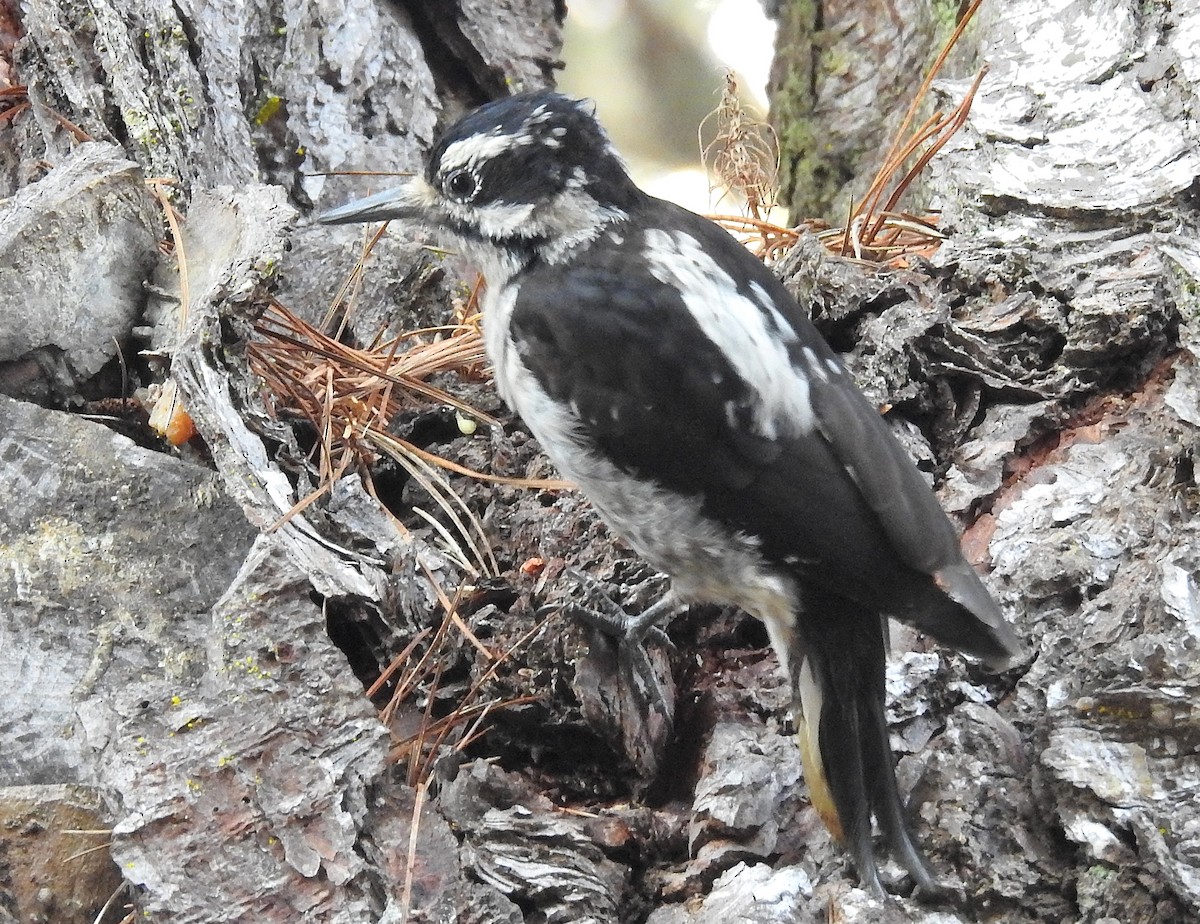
[[320, 90, 1025, 898]]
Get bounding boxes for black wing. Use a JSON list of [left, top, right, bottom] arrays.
[[510, 205, 1021, 665]]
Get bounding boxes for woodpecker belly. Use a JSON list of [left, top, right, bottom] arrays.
[[487, 271, 800, 628]]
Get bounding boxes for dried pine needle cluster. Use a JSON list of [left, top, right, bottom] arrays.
[[709, 0, 987, 268], [246, 289, 508, 570], [701, 72, 803, 262], [817, 0, 988, 264], [243, 234, 575, 787], [701, 70, 780, 222], [369, 586, 548, 788]]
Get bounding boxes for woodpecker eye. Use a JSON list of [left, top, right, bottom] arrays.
[[443, 169, 479, 201]]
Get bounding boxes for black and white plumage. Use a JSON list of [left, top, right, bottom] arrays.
[[321, 90, 1025, 896]]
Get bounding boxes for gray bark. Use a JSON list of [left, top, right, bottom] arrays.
[[768, 0, 939, 220]]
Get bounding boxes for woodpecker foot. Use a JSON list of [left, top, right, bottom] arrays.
[[560, 569, 675, 648], [548, 570, 680, 726]]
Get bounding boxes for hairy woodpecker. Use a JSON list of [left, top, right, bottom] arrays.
[[321, 90, 1025, 896]]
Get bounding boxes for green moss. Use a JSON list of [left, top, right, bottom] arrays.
[[254, 95, 284, 126], [123, 107, 163, 150], [928, 0, 962, 35], [769, 0, 846, 220], [1163, 252, 1200, 330]]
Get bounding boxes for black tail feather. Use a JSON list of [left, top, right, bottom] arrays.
[[860, 676, 941, 893], [794, 608, 941, 896]]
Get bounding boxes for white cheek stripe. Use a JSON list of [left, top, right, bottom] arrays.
[[450, 200, 536, 239], [642, 229, 814, 439]]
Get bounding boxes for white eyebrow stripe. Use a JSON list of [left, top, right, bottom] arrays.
[[439, 129, 536, 173]]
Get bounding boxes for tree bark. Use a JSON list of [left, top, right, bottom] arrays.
[[768, 0, 940, 221]]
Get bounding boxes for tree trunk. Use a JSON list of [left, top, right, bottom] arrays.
[[1, 1, 1198, 923], [768, 0, 940, 221]]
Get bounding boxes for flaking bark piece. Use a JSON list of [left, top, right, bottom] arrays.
[[0, 142, 158, 402], [439, 760, 633, 924], [168, 185, 388, 602], [81, 537, 392, 922]]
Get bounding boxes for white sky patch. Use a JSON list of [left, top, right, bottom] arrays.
[[706, 0, 777, 109], [569, 0, 626, 29], [640, 166, 714, 214], [560, 0, 778, 213]]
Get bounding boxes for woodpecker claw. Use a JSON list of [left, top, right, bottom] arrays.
[[565, 601, 674, 652], [567, 602, 674, 727], [553, 570, 680, 725]]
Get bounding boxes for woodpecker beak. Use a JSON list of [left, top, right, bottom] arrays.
[[317, 177, 434, 226]]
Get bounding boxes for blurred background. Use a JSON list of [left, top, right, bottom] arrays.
[[557, 0, 777, 213]]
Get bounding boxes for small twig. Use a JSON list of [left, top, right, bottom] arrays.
[[147, 179, 189, 331], [367, 627, 433, 701], [63, 841, 115, 864], [381, 609, 458, 730], [306, 169, 415, 179], [91, 880, 129, 924], [366, 428, 571, 491], [418, 559, 493, 658], [41, 103, 94, 141], [398, 779, 428, 923]]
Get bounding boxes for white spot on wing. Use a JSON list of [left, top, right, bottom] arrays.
[[802, 346, 828, 383], [749, 281, 796, 343], [642, 229, 814, 438]]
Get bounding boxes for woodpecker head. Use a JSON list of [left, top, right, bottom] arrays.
[[320, 91, 642, 265]]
